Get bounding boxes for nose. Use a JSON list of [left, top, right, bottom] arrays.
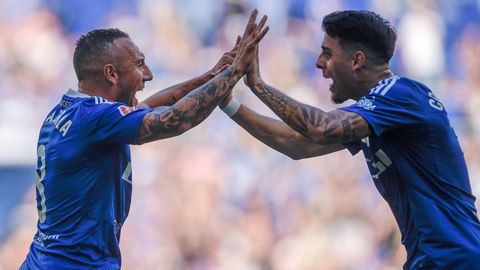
[[144, 65, 153, 81], [316, 54, 325, 70]]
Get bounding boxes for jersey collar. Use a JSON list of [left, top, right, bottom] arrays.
[[65, 89, 91, 98]]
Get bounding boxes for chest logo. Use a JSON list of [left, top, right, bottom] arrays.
[[118, 105, 137, 116]]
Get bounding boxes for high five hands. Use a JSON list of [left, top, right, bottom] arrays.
[[218, 10, 268, 107], [231, 9, 269, 79]]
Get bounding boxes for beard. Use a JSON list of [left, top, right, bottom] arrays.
[[329, 84, 347, 104], [331, 94, 347, 104]]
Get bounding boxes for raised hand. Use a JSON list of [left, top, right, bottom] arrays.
[[210, 36, 241, 77], [243, 13, 267, 88], [231, 9, 269, 78], [243, 46, 261, 88]]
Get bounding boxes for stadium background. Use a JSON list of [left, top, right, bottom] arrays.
[[0, 0, 479, 269]]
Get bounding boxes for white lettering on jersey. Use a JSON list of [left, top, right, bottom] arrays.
[[45, 109, 72, 137], [113, 220, 123, 234], [58, 120, 72, 136], [33, 231, 60, 246], [357, 96, 376, 111], [45, 112, 55, 123]]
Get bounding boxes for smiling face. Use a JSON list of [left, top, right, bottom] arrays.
[[112, 37, 153, 106], [316, 34, 358, 104]]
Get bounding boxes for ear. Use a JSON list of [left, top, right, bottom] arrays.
[[104, 64, 119, 84], [351, 51, 366, 72]]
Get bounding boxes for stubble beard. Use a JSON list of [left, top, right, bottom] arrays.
[[331, 93, 346, 104]]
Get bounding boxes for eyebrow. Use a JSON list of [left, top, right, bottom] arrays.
[[321, 45, 332, 52]]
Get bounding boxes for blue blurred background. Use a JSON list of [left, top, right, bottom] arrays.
[[1, 0, 479, 269]]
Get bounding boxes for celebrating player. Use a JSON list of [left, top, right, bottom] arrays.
[[20, 10, 269, 270], [220, 10, 480, 269]]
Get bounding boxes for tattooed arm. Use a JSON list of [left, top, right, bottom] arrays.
[[138, 46, 237, 108], [248, 81, 370, 145], [138, 73, 219, 108], [135, 67, 240, 144], [229, 103, 346, 159], [136, 9, 270, 144]]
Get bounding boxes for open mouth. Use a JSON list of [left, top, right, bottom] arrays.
[[324, 77, 334, 92]]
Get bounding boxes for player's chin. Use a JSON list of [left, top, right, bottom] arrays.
[[331, 93, 346, 104]]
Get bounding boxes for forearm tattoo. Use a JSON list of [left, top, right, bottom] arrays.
[[170, 78, 211, 104], [251, 83, 369, 143], [137, 68, 235, 144]]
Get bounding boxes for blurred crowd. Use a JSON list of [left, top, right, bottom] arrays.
[[1, 0, 480, 269]]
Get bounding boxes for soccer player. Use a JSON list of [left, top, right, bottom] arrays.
[[20, 10, 269, 269], [220, 10, 480, 269]]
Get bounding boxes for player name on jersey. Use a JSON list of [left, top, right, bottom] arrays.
[[44, 109, 72, 137]]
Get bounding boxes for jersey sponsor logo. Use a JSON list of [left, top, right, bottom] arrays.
[[118, 105, 137, 116], [357, 96, 376, 111], [33, 231, 60, 246]]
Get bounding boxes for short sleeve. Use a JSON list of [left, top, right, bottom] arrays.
[[80, 99, 153, 144], [340, 77, 424, 137]]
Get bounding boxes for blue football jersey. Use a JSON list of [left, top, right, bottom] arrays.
[[22, 89, 152, 269], [341, 76, 480, 269]]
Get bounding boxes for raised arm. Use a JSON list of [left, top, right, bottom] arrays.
[[137, 67, 238, 143], [138, 42, 238, 108], [239, 39, 370, 145], [227, 101, 346, 159], [248, 82, 370, 144], [136, 9, 269, 145]]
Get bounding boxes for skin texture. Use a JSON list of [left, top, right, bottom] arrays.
[[230, 105, 346, 160], [77, 10, 269, 145], [111, 38, 153, 106], [250, 33, 372, 145], [248, 83, 370, 145], [78, 37, 153, 107], [136, 9, 269, 144], [137, 68, 238, 143], [221, 31, 393, 159], [137, 45, 238, 108]]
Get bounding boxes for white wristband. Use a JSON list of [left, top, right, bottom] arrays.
[[221, 99, 241, 118]]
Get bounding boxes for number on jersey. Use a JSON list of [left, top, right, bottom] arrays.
[[35, 145, 47, 223]]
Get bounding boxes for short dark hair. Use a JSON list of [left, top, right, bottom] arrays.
[[73, 28, 130, 81], [322, 10, 397, 65]]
